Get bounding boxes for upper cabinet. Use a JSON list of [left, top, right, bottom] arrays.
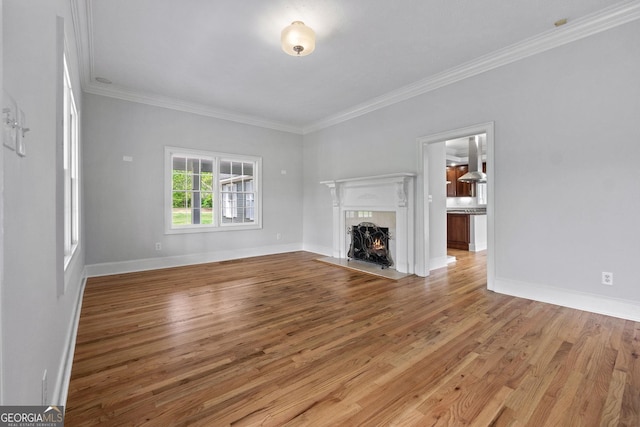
[[446, 167, 457, 197], [446, 165, 472, 197], [446, 163, 486, 197]]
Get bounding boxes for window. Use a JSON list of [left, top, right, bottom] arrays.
[[165, 147, 261, 233], [63, 55, 79, 267], [220, 160, 256, 224]]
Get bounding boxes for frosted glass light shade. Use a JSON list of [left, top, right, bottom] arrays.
[[281, 21, 315, 56]]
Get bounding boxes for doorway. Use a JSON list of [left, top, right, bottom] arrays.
[[416, 122, 494, 290]]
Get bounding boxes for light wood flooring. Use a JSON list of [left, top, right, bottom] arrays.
[[66, 250, 640, 426]]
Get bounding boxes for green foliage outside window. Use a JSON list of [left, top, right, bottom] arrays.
[[172, 171, 213, 208]]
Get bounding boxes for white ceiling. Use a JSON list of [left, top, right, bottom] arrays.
[[72, 0, 639, 134]]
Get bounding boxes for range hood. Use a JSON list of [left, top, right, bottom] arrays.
[[458, 136, 487, 183]]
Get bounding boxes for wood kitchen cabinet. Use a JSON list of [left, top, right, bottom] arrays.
[[446, 165, 472, 197], [447, 213, 470, 250], [445, 162, 486, 198], [446, 167, 457, 197]]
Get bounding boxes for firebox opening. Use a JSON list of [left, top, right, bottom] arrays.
[[348, 222, 393, 268]]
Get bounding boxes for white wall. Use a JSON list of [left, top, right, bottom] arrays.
[[82, 94, 304, 272], [0, 0, 5, 404], [2, 0, 85, 404], [303, 20, 640, 319], [427, 141, 447, 269]]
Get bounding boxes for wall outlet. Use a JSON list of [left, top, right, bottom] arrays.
[[276, 233, 282, 240], [155, 242, 162, 251], [42, 369, 48, 405], [602, 272, 613, 286]]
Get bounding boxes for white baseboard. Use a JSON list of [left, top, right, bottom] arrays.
[[301, 243, 332, 257], [429, 256, 450, 271], [493, 277, 640, 322], [85, 243, 303, 277], [469, 242, 487, 252], [52, 275, 87, 406]]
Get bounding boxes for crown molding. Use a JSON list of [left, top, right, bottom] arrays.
[[71, 0, 640, 136], [83, 83, 305, 134], [303, 1, 640, 134], [70, 0, 92, 89], [71, 0, 304, 134]]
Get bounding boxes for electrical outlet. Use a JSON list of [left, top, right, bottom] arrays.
[[42, 369, 48, 405], [602, 272, 613, 286], [155, 242, 162, 251], [276, 233, 282, 240]]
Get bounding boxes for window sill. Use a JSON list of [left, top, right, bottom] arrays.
[[64, 243, 79, 271], [165, 223, 262, 235]]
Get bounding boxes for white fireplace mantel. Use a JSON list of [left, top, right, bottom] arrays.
[[321, 173, 416, 274]]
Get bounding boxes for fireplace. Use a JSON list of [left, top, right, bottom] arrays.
[[321, 173, 416, 274], [348, 223, 393, 268]]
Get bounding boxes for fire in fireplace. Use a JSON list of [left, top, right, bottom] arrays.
[[348, 222, 393, 268]]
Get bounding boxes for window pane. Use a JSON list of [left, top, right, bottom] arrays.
[[172, 156, 186, 170], [243, 162, 253, 177], [172, 190, 191, 225], [200, 194, 213, 224], [229, 161, 241, 176], [171, 172, 185, 191], [220, 160, 231, 177], [201, 172, 213, 191], [201, 159, 213, 173], [186, 158, 197, 173]]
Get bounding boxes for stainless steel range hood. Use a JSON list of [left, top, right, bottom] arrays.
[[458, 136, 487, 183]]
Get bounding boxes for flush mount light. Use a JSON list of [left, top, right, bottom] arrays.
[[281, 21, 315, 56]]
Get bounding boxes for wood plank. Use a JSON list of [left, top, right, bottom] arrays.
[[65, 250, 640, 426]]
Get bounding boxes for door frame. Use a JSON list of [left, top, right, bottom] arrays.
[[415, 122, 495, 291]]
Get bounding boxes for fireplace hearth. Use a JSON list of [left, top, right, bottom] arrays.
[[348, 222, 393, 268]]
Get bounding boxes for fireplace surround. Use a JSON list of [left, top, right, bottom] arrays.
[[321, 173, 416, 274]]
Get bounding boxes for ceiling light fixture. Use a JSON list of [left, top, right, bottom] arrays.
[[281, 21, 315, 56]]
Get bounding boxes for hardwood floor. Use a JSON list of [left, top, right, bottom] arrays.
[[66, 250, 640, 426]]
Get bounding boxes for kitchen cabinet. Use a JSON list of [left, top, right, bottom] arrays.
[[446, 167, 457, 197], [446, 165, 472, 197], [445, 162, 487, 198], [447, 212, 487, 251], [447, 213, 470, 250]]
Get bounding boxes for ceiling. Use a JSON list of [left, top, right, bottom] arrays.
[[72, 0, 639, 134]]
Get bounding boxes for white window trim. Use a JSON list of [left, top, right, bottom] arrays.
[[63, 54, 79, 269], [164, 146, 262, 234]]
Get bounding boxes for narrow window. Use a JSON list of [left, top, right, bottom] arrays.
[[63, 55, 79, 267]]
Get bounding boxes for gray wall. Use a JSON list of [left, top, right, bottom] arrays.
[[2, 0, 85, 404], [303, 20, 640, 307], [82, 94, 304, 267]]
